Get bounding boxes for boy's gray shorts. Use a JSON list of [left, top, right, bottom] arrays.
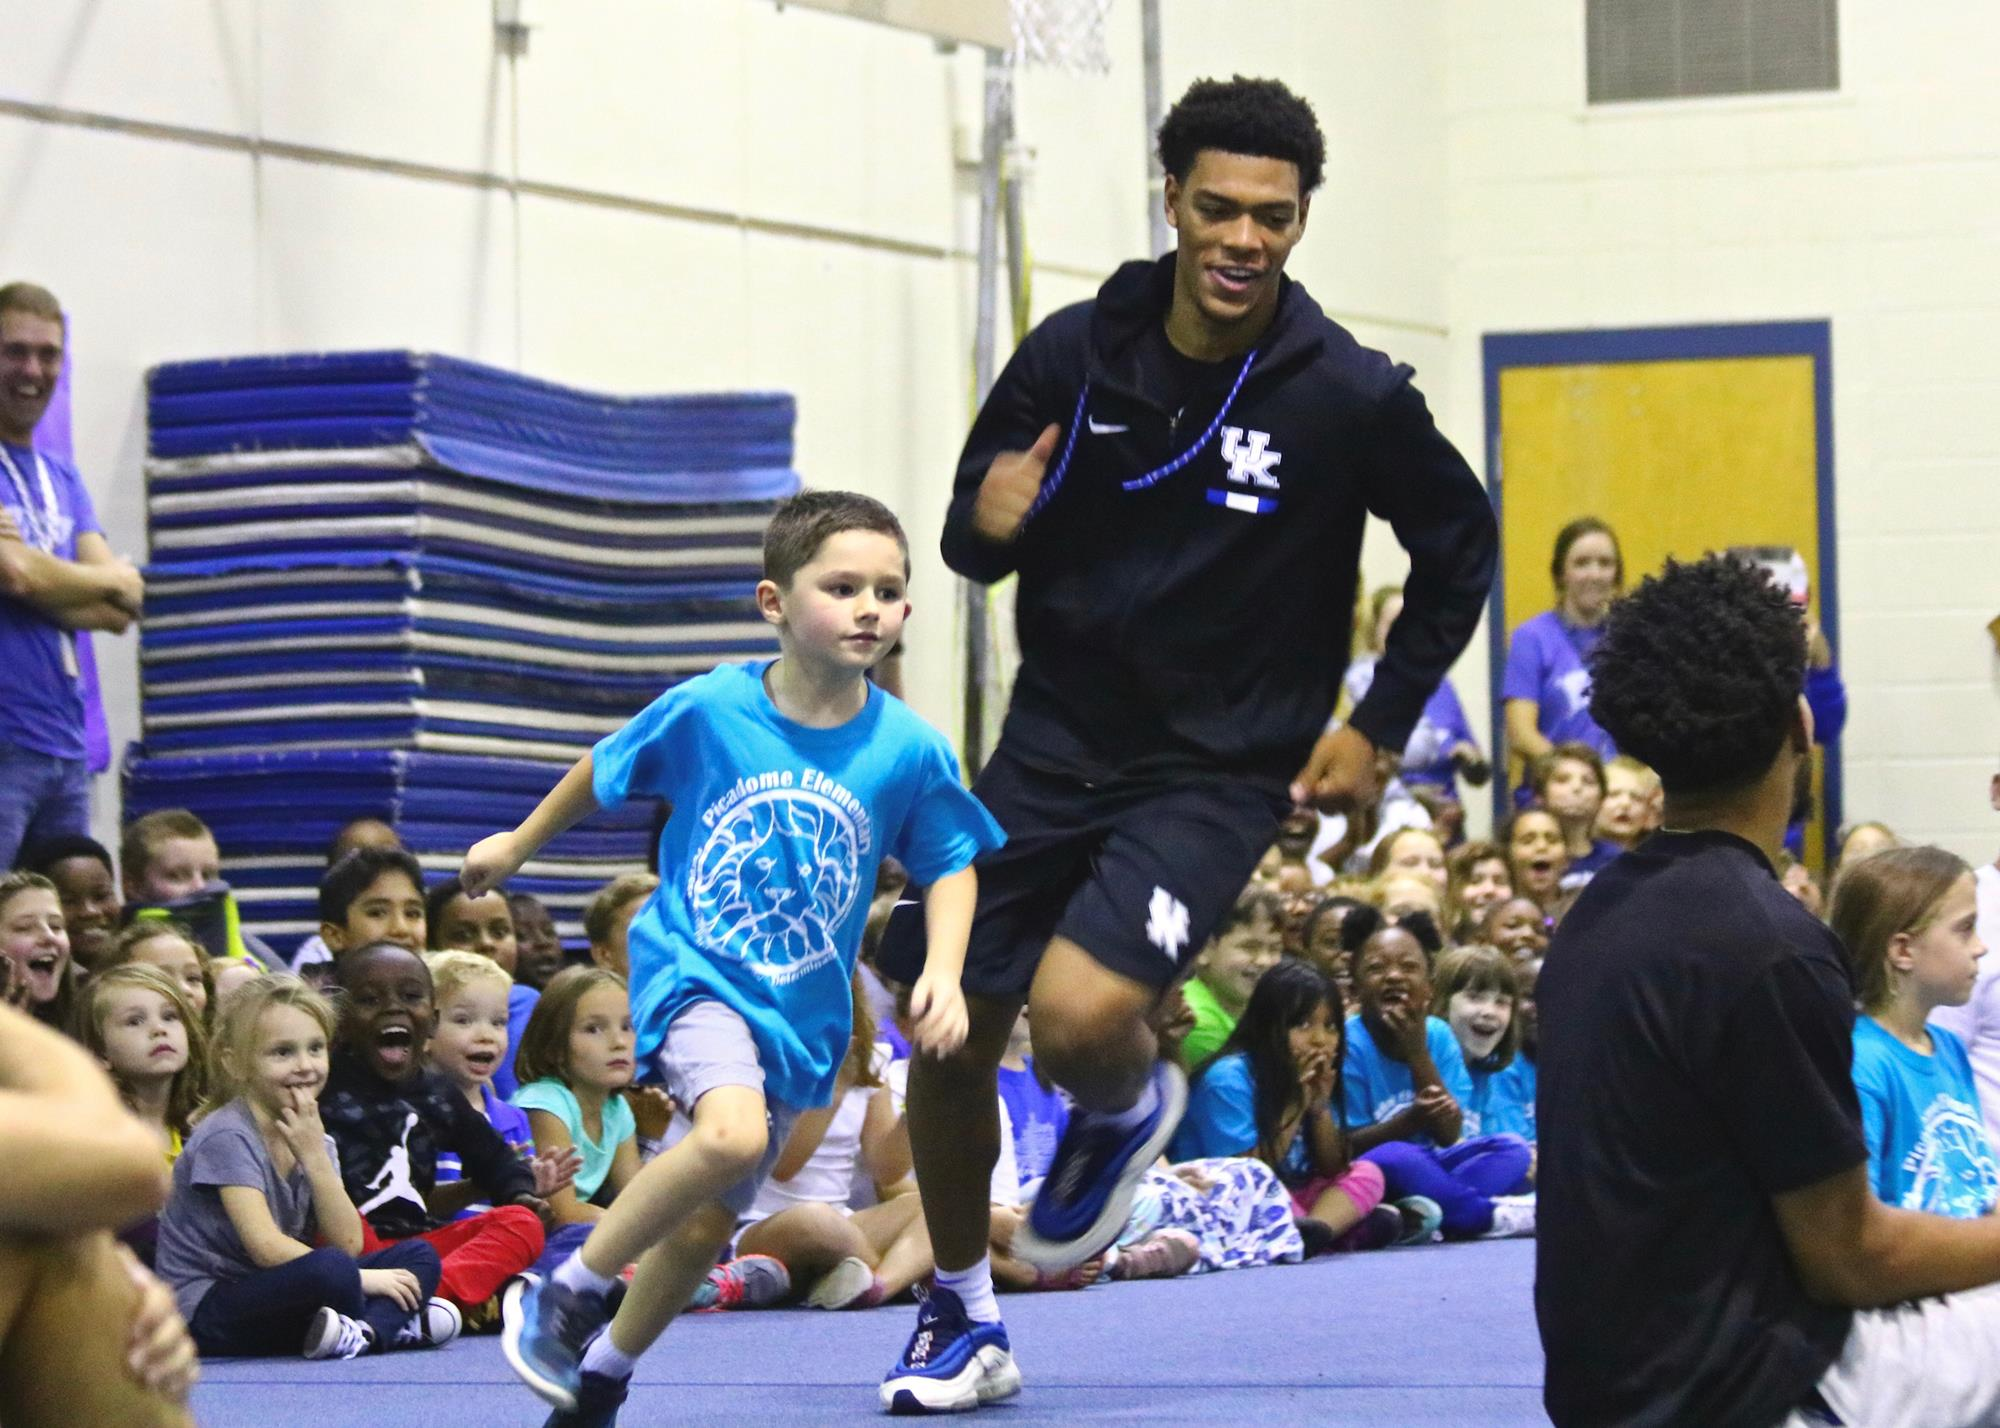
[[656, 998, 800, 1216]]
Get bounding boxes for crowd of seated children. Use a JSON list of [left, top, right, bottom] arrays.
[[155, 975, 460, 1360]]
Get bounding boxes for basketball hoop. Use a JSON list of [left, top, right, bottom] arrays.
[[1011, 0, 1113, 74]]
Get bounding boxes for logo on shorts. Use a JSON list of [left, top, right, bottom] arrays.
[[1145, 886, 1192, 963], [687, 785, 863, 986]]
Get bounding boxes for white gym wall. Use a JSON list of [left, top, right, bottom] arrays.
[[1, 0, 1993, 857]]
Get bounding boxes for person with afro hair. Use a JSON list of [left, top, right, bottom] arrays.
[[1536, 554, 2000, 1428], [875, 71, 1497, 1410]]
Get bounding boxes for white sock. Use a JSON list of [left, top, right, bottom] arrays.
[[553, 1255, 616, 1299], [1095, 1075, 1160, 1134], [581, 1332, 637, 1381], [934, 1257, 1001, 1325]]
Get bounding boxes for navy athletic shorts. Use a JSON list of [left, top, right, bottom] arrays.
[[876, 745, 1287, 1001]]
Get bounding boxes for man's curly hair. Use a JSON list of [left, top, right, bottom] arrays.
[[1587, 555, 1805, 796], [1157, 77, 1325, 194]]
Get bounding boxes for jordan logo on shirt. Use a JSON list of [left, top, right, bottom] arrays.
[[1220, 427, 1283, 490], [358, 1111, 423, 1218]]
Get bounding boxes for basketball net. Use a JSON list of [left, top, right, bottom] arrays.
[[1011, 0, 1112, 74]]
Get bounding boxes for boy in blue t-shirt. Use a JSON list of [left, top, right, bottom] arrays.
[[464, 491, 1004, 1423]]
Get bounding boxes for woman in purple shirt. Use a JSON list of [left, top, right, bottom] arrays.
[[1502, 518, 1622, 787]]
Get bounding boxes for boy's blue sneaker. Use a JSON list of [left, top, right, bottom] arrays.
[[1012, 1060, 1186, 1272], [503, 1274, 613, 1413], [879, 1286, 1021, 1414], [540, 1369, 629, 1428]]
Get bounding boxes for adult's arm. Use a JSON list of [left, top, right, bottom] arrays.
[[0, 523, 141, 624], [1776, 1163, 2000, 1308], [1504, 699, 1554, 764], [940, 320, 1065, 585], [0, 1001, 167, 1233]]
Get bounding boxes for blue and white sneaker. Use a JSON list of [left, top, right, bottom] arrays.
[[503, 1273, 613, 1413], [1012, 1060, 1187, 1272], [541, 1368, 629, 1428], [880, 1286, 1021, 1414]]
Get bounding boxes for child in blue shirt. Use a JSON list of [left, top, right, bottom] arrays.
[[1431, 945, 1535, 1144], [1339, 908, 1534, 1238], [463, 492, 1004, 1423], [1832, 846, 1998, 1218]]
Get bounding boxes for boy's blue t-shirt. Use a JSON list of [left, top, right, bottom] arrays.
[[592, 661, 1005, 1110], [1342, 1013, 1475, 1148], [997, 1059, 1069, 1187], [491, 983, 539, 1102], [1168, 1050, 1312, 1183], [1853, 1017, 2000, 1219], [1468, 1056, 1537, 1141]]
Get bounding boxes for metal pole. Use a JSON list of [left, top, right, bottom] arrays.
[[962, 48, 1010, 775], [1141, 0, 1169, 257]]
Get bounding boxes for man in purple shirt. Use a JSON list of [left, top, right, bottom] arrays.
[[0, 282, 143, 868]]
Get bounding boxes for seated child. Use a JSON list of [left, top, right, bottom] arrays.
[[1340, 908, 1534, 1239], [1834, 847, 1999, 1217], [1594, 755, 1660, 852], [1296, 894, 1365, 997], [1445, 841, 1513, 943], [1, 998, 198, 1426], [1373, 870, 1445, 923], [318, 942, 548, 1318], [1432, 946, 1534, 1145], [1503, 808, 1570, 915], [1169, 958, 1401, 1252], [1368, 827, 1449, 893], [291, 818, 408, 984], [110, 922, 213, 1031], [1776, 851, 1826, 920], [76, 964, 210, 1264], [1178, 883, 1285, 1071], [77, 962, 208, 1162], [425, 951, 578, 1222], [582, 873, 657, 981], [511, 966, 641, 1227], [508, 891, 568, 990], [997, 1009, 1070, 1189], [210, 958, 263, 1003], [429, 879, 537, 1099], [718, 979, 931, 1311], [120, 809, 276, 968], [1531, 743, 1622, 890], [17, 833, 122, 975], [0, 870, 75, 1030], [156, 975, 459, 1358], [1484, 895, 1550, 976]]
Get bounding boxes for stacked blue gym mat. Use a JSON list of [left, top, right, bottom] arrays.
[[124, 351, 800, 958]]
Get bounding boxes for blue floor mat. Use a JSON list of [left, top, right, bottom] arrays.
[[189, 1241, 1547, 1427]]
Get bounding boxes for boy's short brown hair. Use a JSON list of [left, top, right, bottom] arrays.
[[583, 873, 659, 946], [761, 490, 909, 589], [121, 809, 215, 890]]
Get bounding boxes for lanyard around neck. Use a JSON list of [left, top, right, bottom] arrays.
[[0, 444, 60, 553], [1025, 347, 1258, 523]]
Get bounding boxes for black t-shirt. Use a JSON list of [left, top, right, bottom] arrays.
[[1535, 830, 1865, 1428], [1132, 321, 1241, 437]]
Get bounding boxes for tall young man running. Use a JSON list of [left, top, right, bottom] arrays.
[[878, 76, 1496, 1413]]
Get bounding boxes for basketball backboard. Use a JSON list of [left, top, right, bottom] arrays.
[[771, 0, 1011, 49]]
